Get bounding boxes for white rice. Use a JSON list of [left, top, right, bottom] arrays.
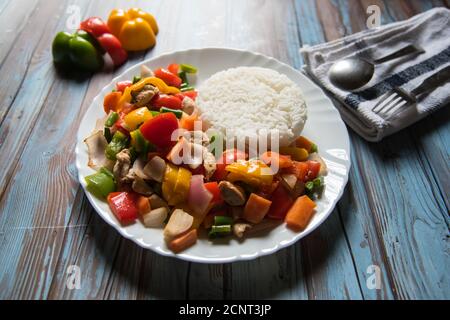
[[197, 67, 307, 147]]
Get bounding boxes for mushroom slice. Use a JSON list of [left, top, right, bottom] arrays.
[[149, 193, 168, 209], [233, 222, 253, 238], [132, 175, 153, 196], [84, 130, 113, 170]]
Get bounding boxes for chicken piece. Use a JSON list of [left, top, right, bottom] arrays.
[[233, 222, 253, 238], [181, 96, 196, 115], [113, 149, 133, 184], [131, 84, 159, 107], [218, 181, 246, 206], [202, 149, 216, 180]]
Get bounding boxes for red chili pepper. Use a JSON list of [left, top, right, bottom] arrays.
[[107, 191, 139, 224], [154, 68, 182, 87], [140, 112, 179, 148], [152, 94, 183, 110]]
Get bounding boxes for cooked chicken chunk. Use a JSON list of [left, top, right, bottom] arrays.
[[181, 96, 196, 115], [131, 84, 159, 107], [233, 222, 253, 238], [113, 149, 134, 184]]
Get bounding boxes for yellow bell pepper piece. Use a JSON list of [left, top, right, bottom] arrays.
[[173, 167, 192, 204], [108, 8, 158, 51], [279, 147, 309, 161], [162, 163, 178, 203], [117, 77, 180, 111], [123, 107, 152, 130], [225, 159, 273, 187], [162, 164, 192, 206]]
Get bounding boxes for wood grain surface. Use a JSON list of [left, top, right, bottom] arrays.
[[0, 0, 448, 300]]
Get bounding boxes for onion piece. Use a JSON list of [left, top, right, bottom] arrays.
[[163, 209, 193, 240], [188, 175, 213, 216], [84, 130, 114, 170], [132, 156, 149, 179], [143, 207, 168, 228]]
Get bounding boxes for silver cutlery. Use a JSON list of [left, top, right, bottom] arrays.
[[329, 44, 424, 91], [372, 64, 450, 119]]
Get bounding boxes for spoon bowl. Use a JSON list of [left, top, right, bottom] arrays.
[[329, 58, 375, 91]]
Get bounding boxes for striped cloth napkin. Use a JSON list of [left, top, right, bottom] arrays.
[[300, 7, 450, 142]]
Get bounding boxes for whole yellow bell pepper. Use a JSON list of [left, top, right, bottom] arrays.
[[225, 159, 273, 187], [123, 107, 152, 130], [117, 77, 180, 111], [108, 8, 158, 51]]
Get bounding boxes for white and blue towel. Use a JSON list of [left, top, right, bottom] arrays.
[[301, 7, 450, 142]]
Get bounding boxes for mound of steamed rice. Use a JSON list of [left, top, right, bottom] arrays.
[[197, 67, 307, 147]]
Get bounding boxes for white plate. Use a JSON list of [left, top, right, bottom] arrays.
[[76, 48, 351, 264]]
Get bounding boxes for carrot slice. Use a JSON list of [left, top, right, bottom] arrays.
[[295, 136, 314, 152], [243, 193, 272, 224], [168, 229, 198, 253], [260, 151, 293, 169], [285, 195, 316, 231], [103, 91, 122, 114], [137, 196, 151, 216]]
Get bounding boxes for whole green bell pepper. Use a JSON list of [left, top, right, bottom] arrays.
[[52, 31, 104, 72]]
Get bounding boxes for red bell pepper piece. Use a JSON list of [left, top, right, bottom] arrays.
[[167, 63, 179, 75], [304, 160, 321, 181], [116, 80, 132, 92], [107, 191, 139, 224], [139, 112, 179, 148], [154, 68, 182, 87], [204, 182, 223, 206], [181, 90, 198, 100], [152, 94, 183, 110], [266, 184, 294, 220]]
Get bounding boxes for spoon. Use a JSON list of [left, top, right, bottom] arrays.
[[329, 44, 424, 91]]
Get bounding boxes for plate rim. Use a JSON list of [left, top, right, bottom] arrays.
[[75, 46, 351, 264]]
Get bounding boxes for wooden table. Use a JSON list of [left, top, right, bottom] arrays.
[[0, 0, 448, 300]]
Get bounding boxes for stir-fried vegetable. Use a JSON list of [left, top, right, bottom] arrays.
[[85, 167, 116, 198], [107, 191, 139, 224], [285, 195, 316, 231], [105, 131, 129, 160], [84, 62, 327, 254], [225, 159, 273, 187], [140, 112, 178, 148]]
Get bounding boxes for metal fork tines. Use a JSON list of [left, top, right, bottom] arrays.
[[372, 64, 450, 119]]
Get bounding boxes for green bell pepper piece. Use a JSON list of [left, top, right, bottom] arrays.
[[105, 131, 129, 160], [180, 63, 198, 74], [85, 171, 116, 199], [160, 107, 183, 119]]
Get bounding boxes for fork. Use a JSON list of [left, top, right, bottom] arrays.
[[372, 64, 450, 119]]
